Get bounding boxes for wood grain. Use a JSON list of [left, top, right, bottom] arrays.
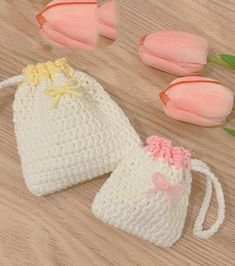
[[0, 0, 234, 265]]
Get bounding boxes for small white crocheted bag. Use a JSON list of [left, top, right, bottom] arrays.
[[92, 135, 225, 247], [0, 58, 141, 196]]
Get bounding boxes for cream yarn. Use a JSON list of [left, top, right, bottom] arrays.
[[0, 58, 141, 196], [92, 136, 225, 247]]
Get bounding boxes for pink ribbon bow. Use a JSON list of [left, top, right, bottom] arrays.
[[150, 172, 184, 209]]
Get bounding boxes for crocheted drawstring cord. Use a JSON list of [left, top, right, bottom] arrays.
[[0, 75, 83, 108], [191, 159, 225, 239], [0, 75, 24, 91]]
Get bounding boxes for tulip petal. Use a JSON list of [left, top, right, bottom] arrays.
[[40, 28, 63, 47], [177, 62, 206, 75], [97, 1, 116, 39], [98, 1, 115, 28], [165, 80, 234, 119], [142, 30, 209, 65], [49, 0, 96, 5], [139, 30, 209, 76], [41, 22, 95, 50], [166, 76, 222, 90], [37, 1, 97, 47], [97, 23, 116, 40], [163, 102, 226, 126], [139, 45, 196, 76]]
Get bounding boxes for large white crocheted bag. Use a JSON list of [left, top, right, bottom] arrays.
[[92, 135, 225, 247], [0, 58, 141, 196]]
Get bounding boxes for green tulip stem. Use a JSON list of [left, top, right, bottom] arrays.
[[207, 55, 233, 69], [223, 128, 235, 137]]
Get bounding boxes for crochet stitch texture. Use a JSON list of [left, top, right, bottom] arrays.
[[11, 59, 141, 196], [92, 136, 225, 247]]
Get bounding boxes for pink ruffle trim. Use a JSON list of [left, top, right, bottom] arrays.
[[145, 136, 191, 169]]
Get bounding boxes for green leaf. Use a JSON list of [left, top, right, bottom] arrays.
[[220, 54, 235, 69], [223, 127, 235, 137]]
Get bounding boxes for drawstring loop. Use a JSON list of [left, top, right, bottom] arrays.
[[0, 75, 24, 91], [0, 75, 85, 108], [191, 159, 225, 239]]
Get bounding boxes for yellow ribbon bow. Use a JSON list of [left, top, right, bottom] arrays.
[[45, 78, 83, 108]]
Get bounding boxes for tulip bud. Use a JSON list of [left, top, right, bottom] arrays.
[[139, 30, 209, 76], [97, 0, 116, 40], [159, 76, 234, 126], [36, 0, 98, 51]]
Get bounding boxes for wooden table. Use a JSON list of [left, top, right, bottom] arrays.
[[0, 0, 234, 265]]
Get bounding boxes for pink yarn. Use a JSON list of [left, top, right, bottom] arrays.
[[145, 136, 191, 169], [150, 172, 184, 209]]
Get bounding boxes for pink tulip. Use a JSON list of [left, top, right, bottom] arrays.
[[36, 0, 98, 50], [159, 76, 234, 126], [139, 30, 209, 76], [97, 0, 116, 40]]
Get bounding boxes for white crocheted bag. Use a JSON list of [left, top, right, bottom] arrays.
[[0, 58, 141, 196], [92, 135, 225, 247]]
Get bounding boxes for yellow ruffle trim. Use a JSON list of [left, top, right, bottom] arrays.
[[23, 58, 74, 85]]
